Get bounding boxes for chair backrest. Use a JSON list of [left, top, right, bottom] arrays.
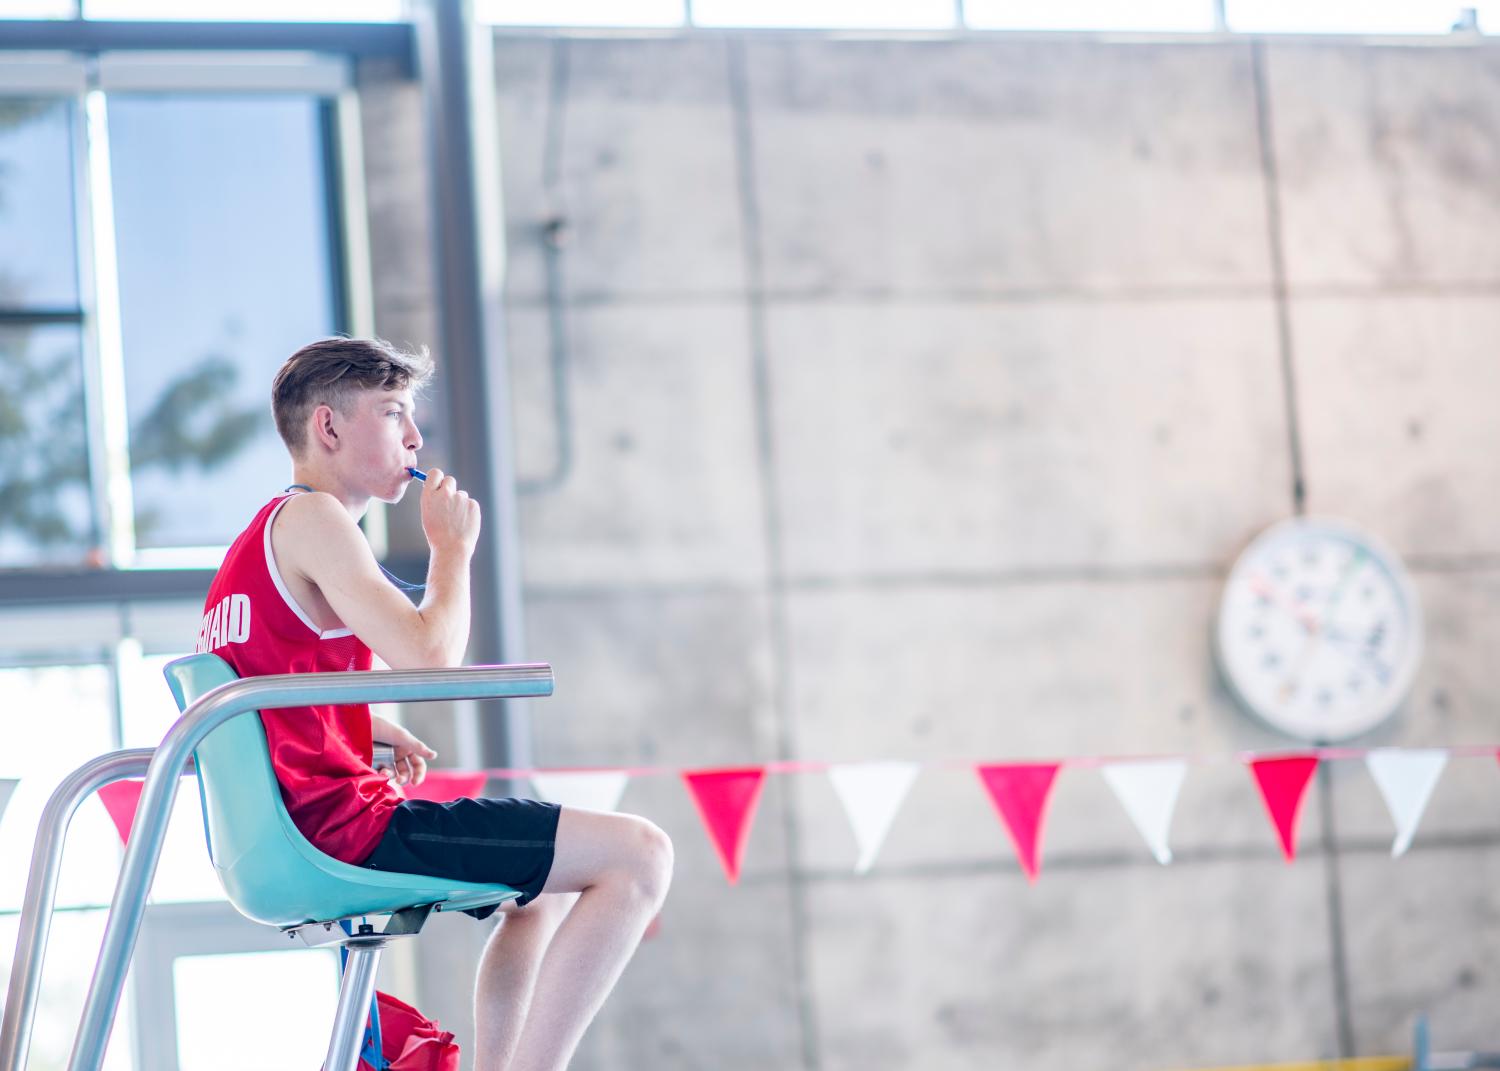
[[163, 652, 406, 925], [162, 652, 520, 927], [161, 654, 303, 893]]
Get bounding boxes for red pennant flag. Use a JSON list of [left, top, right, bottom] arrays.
[[1248, 754, 1319, 862], [98, 779, 144, 845], [400, 771, 487, 803], [975, 763, 1061, 883], [682, 767, 767, 885]]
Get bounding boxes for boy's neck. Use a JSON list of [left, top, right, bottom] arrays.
[[288, 462, 370, 521]]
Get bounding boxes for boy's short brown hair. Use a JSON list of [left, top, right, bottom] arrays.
[[272, 337, 434, 456]]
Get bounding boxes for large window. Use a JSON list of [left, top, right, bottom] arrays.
[[0, 60, 363, 575], [108, 94, 340, 561], [0, 51, 370, 1071], [6, 1, 1500, 35], [1222, 0, 1493, 33], [470, 0, 1500, 34], [0, 658, 136, 1071], [0, 97, 95, 569], [4, 1, 407, 17], [0, 601, 246, 1070], [0, 600, 398, 1070], [86, 0, 404, 16]]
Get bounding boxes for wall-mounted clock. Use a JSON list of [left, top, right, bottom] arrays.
[[1214, 517, 1423, 742]]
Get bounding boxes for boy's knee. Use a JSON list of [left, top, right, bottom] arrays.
[[625, 818, 673, 905]]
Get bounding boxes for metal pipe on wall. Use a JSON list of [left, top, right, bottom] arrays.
[[410, 0, 534, 793]]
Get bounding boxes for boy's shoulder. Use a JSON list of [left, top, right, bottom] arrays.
[[271, 491, 370, 577], [275, 490, 356, 533]]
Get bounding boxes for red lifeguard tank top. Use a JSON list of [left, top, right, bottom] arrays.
[[196, 492, 399, 864]]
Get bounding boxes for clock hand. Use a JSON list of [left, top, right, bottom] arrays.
[[1278, 630, 1324, 703], [1247, 571, 1320, 632], [1271, 550, 1372, 702], [1321, 547, 1367, 618]]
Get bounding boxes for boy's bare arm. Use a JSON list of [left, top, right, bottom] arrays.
[[277, 468, 481, 669]]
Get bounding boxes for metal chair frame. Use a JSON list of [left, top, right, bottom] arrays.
[[0, 660, 551, 1071]]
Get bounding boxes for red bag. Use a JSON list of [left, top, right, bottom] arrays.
[[325, 990, 460, 1071], [363, 991, 460, 1071]]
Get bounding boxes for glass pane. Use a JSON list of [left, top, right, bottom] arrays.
[[0, 96, 79, 308], [119, 648, 225, 903], [173, 949, 340, 1071], [693, 0, 953, 27], [119, 650, 188, 749], [145, 791, 225, 903], [1224, 0, 1478, 34], [0, 663, 120, 913], [107, 94, 338, 553], [0, 325, 98, 568], [0, 911, 136, 1071], [477, 0, 685, 25], [1225, 0, 1491, 33], [83, 0, 404, 18], [0, 0, 78, 15], [966, 0, 1214, 31]]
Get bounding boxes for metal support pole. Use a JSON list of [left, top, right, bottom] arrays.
[[65, 662, 552, 1071], [324, 943, 384, 1071], [0, 749, 192, 1071], [411, 0, 534, 792]]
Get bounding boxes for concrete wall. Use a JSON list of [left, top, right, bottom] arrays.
[[364, 33, 1500, 1069]]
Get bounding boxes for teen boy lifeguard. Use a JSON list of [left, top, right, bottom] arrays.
[[197, 337, 672, 1071]]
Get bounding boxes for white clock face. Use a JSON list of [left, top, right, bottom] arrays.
[[1214, 517, 1423, 742]]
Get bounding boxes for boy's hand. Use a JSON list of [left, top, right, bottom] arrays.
[[371, 717, 438, 786], [419, 467, 481, 558]]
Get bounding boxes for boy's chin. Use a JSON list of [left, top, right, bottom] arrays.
[[383, 481, 411, 505]]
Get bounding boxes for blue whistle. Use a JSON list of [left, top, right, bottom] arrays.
[[406, 466, 427, 482]]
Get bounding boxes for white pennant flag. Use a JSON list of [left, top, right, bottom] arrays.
[[827, 762, 920, 874], [1101, 759, 1187, 865], [530, 770, 630, 813], [1365, 748, 1448, 858], [0, 778, 16, 825]]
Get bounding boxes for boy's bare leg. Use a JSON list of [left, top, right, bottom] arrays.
[[472, 890, 579, 1070], [472, 808, 673, 1071]]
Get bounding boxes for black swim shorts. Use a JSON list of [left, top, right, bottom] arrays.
[[358, 796, 563, 917]]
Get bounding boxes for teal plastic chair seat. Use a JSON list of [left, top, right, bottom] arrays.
[[162, 653, 521, 929]]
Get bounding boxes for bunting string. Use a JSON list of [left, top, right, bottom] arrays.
[[455, 743, 1500, 780], [16, 746, 1495, 889]]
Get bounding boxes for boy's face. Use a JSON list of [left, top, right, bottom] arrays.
[[334, 387, 423, 503]]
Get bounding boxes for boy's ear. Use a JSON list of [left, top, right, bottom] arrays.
[[310, 403, 340, 450]]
